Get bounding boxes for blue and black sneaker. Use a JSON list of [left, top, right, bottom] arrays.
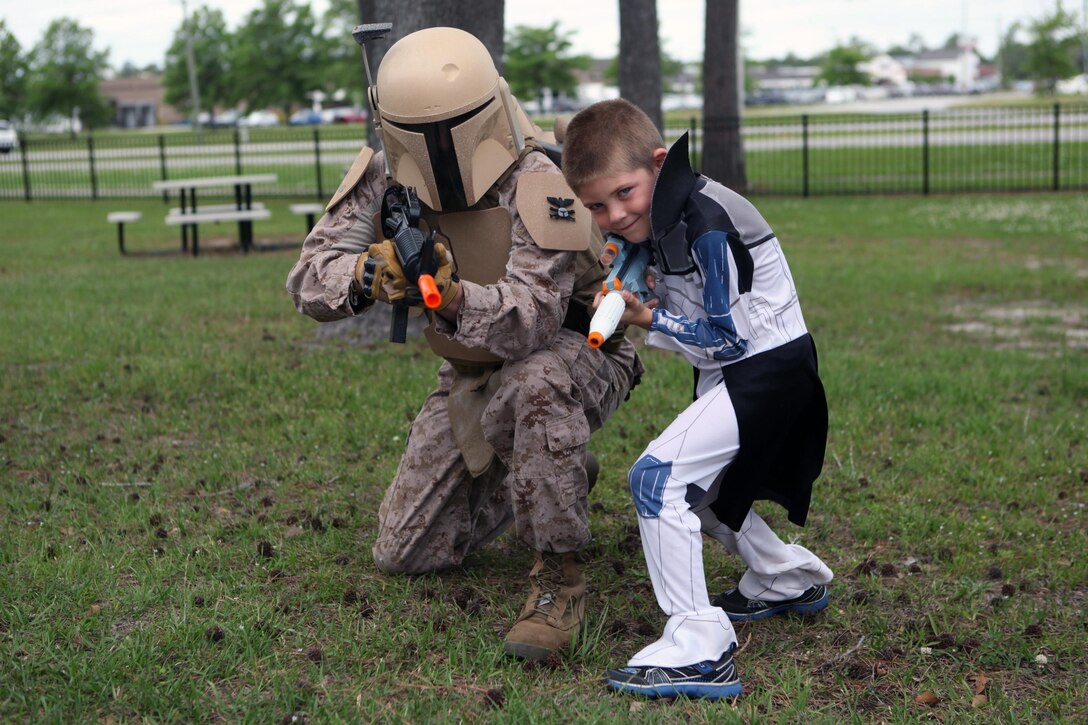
[[604, 646, 742, 700], [713, 584, 829, 622]]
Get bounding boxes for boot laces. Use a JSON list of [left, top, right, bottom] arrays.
[[531, 556, 564, 615]]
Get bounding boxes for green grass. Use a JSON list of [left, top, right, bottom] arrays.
[[2, 193, 1086, 722]]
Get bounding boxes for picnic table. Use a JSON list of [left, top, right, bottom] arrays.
[[151, 174, 276, 255]]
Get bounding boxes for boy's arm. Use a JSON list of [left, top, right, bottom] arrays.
[[648, 230, 748, 361]]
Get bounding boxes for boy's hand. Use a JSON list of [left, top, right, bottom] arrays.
[[592, 289, 656, 330]]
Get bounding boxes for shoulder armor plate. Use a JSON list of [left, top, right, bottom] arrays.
[[515, 171, 591, 251], [326, 146, 376, 212]]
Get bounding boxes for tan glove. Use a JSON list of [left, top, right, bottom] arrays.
[[354, 240, 408, 303], [431, 241, 460, 310]]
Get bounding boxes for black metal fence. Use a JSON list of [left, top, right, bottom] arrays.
[[1, 104, 1085, 201]]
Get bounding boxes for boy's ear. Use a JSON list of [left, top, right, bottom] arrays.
[[652, 147, 668, 170]]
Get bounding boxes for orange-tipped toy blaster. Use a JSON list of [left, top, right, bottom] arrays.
[[381, 184, 443, 342], [586, 237, 654, 348]]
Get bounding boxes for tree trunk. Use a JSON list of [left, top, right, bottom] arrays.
[[358, 0, 506, 146], [618, 0, 663, 132], [701, 0, 747, 191]]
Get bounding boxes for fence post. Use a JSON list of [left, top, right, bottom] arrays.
[[922, 109, 930, 195], [158, 134, 169, 203], [1052, 103, 1061, 191], [801, 114, 809, 197], [88, 136, 98, 200], [233, 128, 243, 175], [19, 137, 31, 201], [313, 127, 324, 200]]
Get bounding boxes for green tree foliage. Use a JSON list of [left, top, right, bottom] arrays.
[[504, 22, 589, 111], [315, 0, 366, 105], [1025, 3, 1080, 94], [0, 21, 28, 119], [163, 7, 233, 114], [818, 45, 870, 86], [26, 18, 111, 128], [230, 0, 323, 115], [998, 22, 1031, 86]]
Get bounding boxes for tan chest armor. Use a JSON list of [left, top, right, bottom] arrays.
[[415, 156, 613, 367], [421, 206, 513, 365]]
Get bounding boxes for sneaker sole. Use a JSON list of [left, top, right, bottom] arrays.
[[606, 679, 743, 700], [725, 589, 829, 622]]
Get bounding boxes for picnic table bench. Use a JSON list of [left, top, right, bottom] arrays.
[[151, 174, 277, 256]]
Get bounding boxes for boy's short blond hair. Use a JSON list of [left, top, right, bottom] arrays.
[[561, 99, 665, 193]]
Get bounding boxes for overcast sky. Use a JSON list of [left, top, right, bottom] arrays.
[[1, 0, 1069, 70]]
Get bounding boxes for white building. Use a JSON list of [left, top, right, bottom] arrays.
[[904, 45, 981, 92], [859, 54, 909, 88]]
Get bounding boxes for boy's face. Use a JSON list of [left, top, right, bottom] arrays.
[[576, 148, 667, 243]]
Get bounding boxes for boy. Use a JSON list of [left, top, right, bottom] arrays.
[[562, 99, 833, 700]]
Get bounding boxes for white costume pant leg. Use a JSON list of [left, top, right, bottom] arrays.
[[698, 508, 833, 600], [627, 382, 834, 668], [627, 386, 739, 667]]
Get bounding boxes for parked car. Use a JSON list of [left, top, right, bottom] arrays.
[[288, 109, 323, 126], [211, 110, 243, 128], [241, 110, 280, 127], [1056, 74, 1088, 95], [324, 106, 368, 124], [0, 120, 17, 154]]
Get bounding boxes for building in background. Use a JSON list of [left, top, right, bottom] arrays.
[[904, 44, 981, 92], [98, 74, 181, 128]]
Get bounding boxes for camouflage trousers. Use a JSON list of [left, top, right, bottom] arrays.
[[372, 329, 642, 574]]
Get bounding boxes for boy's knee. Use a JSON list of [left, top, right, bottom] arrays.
[[628, 454, 671, 518]]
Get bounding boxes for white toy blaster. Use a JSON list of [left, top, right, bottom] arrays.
[[586, 237, 653, 348]]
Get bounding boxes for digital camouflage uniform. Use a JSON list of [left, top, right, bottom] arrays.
[[286, 148, 643, 574]]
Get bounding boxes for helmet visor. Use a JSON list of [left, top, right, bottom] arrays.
[[383, 101, 492, 212]]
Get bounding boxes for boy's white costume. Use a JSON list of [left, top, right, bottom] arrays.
[[627, 135, 833, 667]]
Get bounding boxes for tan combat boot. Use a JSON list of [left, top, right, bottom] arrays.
[[503, 551, 586, 660]]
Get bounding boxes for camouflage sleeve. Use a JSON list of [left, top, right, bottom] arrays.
[[285, 151, 387, 321], [431, 156, 577, 359]]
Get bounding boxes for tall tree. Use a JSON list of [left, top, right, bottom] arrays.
[[388, 0, 505, 70], [618, 0, 663, 131], [349, 0, 505, 146], [163, 6, 233, 114], [1025, 3, 1080, 94], [818, 45, 870, 86], [505, 23, 590, 112], [701, 0, 746, 191], [0, 21, 28, 120], [320, 0, 368, 103], [605, 49, 684, 92], [230, 0, 322, 116], [997, 22, 1031, 86], [26, 18, 110, 129]]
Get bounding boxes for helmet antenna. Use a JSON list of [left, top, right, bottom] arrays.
[[351, 22, 393, 177], [351, 23, 391, 89]]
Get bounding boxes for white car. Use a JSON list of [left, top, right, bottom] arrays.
[[241, 110, 280, 127], [1056, 74, 1088, 95], [0, 120, 17, 154]]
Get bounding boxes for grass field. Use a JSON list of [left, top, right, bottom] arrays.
[[1, 193, 1086, 722]]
